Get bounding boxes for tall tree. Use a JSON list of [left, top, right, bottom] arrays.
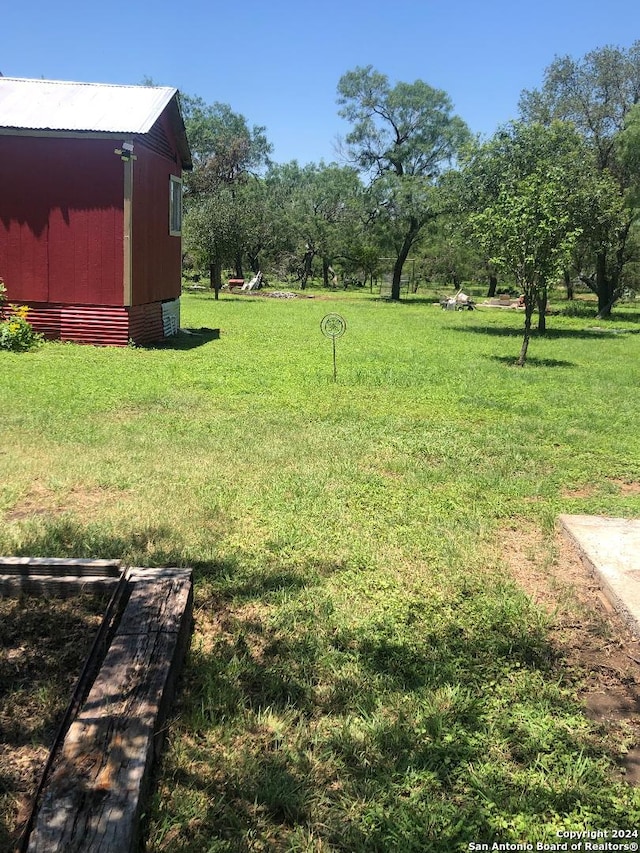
[[337, 66, 470, 300], [519, 43, 640, 315]]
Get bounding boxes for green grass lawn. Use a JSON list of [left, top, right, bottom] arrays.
[[1, 288, 639, 851]]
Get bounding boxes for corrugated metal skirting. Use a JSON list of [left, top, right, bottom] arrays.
[[18, 302, 167, 346], [129, 302, 164, 345], [61, 306, 131, 345]]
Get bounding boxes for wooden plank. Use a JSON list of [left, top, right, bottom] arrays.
[[25, 568, 193, 853], [0, 574, 120, 598], [117, 571, 192, 635], [17, 571, 131, 852], [0, 557, 124, 596], [0, 557, 122, 576]]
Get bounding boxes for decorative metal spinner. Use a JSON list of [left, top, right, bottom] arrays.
[[320, 313, 346, 382]]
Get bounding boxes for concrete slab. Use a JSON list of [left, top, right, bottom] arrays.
[[559, 514, 640, 635]]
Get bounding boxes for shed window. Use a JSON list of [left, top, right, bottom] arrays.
[[169, 176, 183, 236]]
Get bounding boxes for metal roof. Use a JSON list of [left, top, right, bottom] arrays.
[[0, 76, 192, 168], [0, 77, 178, 134]]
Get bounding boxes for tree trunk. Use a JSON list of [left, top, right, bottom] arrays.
[[247, 253, 261, 275], [301, 249, 313, 290], [596, 250, 614, 317], [517, 301, 534, 366], [563, 269, 574, 300], [597, 218, 632, 318], [322, 258, 330, 288], [391, 225, 417, 301], [234, 253, 244, 280], [536, 284, 547, 334], [209, 260, 222, 301], [487, 273, 498, 298]]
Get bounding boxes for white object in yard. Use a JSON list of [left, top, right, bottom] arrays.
[[242, 272, 263, 291], [162, 298, 180, 336]]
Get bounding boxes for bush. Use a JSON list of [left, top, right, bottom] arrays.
[[0, 280, 43, 352]]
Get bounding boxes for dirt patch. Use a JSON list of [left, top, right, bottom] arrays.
[[501, 522, 640, 784], [561, 485, 599, 499], [608, 478, 640, 496], [561, 479, 640, 499], [5, 481, 121, 522], [0, 593, 109, 850]]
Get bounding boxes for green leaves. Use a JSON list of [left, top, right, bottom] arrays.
[[518, 43, 640, 314], [337, 66, 470, 180], [519, 42, 640, 172], [181, 94, 272, 182], [462, 121, 598, 288]]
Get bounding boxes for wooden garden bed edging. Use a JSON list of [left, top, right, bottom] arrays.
[[13, 565, 193, 853], [0, 557, 124, 597]]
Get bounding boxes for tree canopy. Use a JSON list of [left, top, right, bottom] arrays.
[[181, 94, 272, 185], [519, 42, 640, 314]]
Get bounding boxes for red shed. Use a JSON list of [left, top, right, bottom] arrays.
[[0, 77, 192, 345]]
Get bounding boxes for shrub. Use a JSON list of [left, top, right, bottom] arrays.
[[0, 280, 43, 352]]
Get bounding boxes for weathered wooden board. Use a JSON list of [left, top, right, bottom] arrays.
[[117, 570, 193, 636], [24, 568, 193, 853], [0, 574, 121, 597], [0, 557, 122, 575], [0, 557, 124, 598]]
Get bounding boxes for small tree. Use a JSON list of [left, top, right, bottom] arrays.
[[460, 121, 614, 365], [185, 188, 241, 295]]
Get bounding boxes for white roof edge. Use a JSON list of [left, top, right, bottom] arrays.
[[0, 75, 176, 89], [0, 77, 180, 135]]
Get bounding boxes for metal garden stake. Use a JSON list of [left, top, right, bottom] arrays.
[[320, 313, 346, 382]]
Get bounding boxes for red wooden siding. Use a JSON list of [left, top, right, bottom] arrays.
[[131, 129, 182, 306], [47, 140, 123, 305], [0, 136, 124, 306], [0, 137, 51, 302]]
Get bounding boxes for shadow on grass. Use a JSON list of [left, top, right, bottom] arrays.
[[489, 355, 576, 368], [147, 328, 220, 351], [153, 576, 636, 852], [561, 305, 640, 323], [17, 518, 629, 849], [373, 295, 443, 306], [446, 324, 631, 340]]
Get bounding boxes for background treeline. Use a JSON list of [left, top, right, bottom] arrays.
[[181, 42, 640, 318]]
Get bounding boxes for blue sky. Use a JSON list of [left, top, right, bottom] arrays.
[[3, 0, 639, 165]]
